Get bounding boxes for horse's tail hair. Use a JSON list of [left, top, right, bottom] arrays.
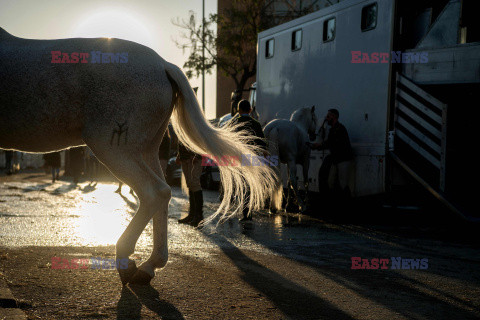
[[164, 62, 276, 224], [265, 126, 283, 212]]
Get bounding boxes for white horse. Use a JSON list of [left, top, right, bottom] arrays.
[[264, 106, 317, 212], [0, 28, 276, 285]]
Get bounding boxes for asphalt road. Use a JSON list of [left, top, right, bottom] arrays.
[[1, 170, 480, 319]]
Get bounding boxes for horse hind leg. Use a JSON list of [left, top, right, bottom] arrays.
[[129, 150, 170, 285], [87, 145, 171, 285]]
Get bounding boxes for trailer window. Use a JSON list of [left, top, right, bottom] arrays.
[[323, 18, 336, 42], [291, 29, 302, 51], [361, 3, 378, 31], [265, 39, 274, 58]]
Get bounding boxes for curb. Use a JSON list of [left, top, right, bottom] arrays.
[[0, 272, 27, 320]]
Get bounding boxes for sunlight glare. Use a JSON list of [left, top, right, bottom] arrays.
[[72, 8, 154, 48], [74, 184, 133, 246]]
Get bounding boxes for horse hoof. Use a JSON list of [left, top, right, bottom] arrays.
[[129, 269, 153, 286], [117, 259, 137, 286]]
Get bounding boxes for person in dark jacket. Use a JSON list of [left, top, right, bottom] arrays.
[[176, 142, 203, 227], [230, 101, 266, 154], [310, 108, 353, 197], [230, 99, 267, 222]]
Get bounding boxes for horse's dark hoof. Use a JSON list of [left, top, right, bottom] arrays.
[[129, 269, 153, 286], [117, 259, 137, 286]]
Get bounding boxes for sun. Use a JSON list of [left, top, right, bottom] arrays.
[[72, 8, 154, 48]]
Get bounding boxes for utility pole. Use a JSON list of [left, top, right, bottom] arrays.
[[202, 0, 205, 113]]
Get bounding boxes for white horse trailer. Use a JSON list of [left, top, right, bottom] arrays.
[[254, 0, 480, 218]]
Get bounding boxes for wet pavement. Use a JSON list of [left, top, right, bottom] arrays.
[[0, 171, 333, 262], [1, 170, 480, 319]]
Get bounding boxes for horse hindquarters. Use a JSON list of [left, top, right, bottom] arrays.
[[81, 76, 174, 284]]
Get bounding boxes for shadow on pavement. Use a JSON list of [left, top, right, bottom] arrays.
[[21, 173, 45, 180], [204, 233, 355, 320], [20, 183, 51, 193], [119, 193, 139, 212], [117, 285, 185, 320], [80, 182, 98, 193], [235, 215, 480, 319]]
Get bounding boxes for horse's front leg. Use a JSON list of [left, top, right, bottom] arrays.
[[286, 160, 300, 212], [130, 151, 171, 285]]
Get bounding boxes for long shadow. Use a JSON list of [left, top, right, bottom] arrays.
[[314, 263, 480, 320], [16, 181, 75, 195], [233, 216, 480, 319], [204, 232, 355, 319], [50, 183, 77, 195], [117, 285, 185, 320], [80, 182, 98, 193], [117, 286, 142, 320], [20, 183, 51, 193], [21, 174, 45, 180], [236, 213, 480, 281], [119, 193, 139, 212]]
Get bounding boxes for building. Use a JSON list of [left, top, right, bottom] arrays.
[[216, 0, 343, 117]]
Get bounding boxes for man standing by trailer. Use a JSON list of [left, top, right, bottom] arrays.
[[230, 99, 267, 222], [310, 108, 354, 199]]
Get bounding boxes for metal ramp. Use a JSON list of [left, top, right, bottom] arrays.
[[391, 73, 478, 222]]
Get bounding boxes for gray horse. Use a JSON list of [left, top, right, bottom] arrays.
[[0, 27, 276, 285], [264, 106, 317, 212]]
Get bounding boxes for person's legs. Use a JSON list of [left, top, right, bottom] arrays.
[[178, 159, 195, 224], [318, 155, 332, 193], [337, 160, 353, 200], [239, 187, 252, 222], [188, 159, 204, 227]]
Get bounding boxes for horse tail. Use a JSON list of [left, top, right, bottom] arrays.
[[164, 62, 276, 224], [265, 126, 283, 212]]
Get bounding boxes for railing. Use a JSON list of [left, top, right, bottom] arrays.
[[394, 73, 448, 191]]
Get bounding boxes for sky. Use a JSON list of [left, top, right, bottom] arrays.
[[0, 0, 218, 119]]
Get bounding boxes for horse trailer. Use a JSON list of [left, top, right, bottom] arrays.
[[253, 0, 480, 218]]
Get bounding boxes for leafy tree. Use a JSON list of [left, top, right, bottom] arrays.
[[173, 0, 320, 100]]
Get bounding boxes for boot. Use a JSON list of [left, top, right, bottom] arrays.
[[178, 191, 195, 224], [239, 202, 252, 222], [189, 190, 204, 227]]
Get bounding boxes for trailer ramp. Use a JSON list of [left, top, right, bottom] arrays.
[[391, 73, 478, 222]]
